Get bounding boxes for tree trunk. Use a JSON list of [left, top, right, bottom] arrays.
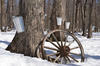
[[7, 0, 14, 31], [87, 0, 94, 38], [65, 0, 70, 22], [1, 0, 7, 32], [72, 0, 75, 33], [50, 0, 61, 30], [45, 0, 53, 31], [6, 0, 44, 57], [74, 0, 80, 32], [81, 0, 87, 36], [94, 0, 98, 32], [50, 0, 66, 30], [0, 0, 1, 30]]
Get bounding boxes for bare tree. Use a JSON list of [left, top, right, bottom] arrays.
[[45, 0, 53, 31], [81, 0, 87, 36], [94, 0, 99, 32], [6, 0, 44, 57], [50, 0, 61, 30], [50, 0, 67, 30], [71, 0, 75, 33], [7, 0, 14, 30], [87, 0, 94, 38], [0, 0, 1, 30], [1, 0, 7, 32], [74, 0, 80, 32]]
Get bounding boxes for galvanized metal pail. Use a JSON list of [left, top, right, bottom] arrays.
[[56, 17, 62, 26], [12, 16, 25, 33]]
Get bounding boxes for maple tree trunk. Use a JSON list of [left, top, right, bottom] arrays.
[[6, 0, 44, 57]]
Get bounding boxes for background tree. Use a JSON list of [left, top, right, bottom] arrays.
[[87, 0, 94, 38], [1, 0, 7, 32], [96, 0, 100, 32], [7, 0, 15, 30], [50, 0, 66, 30], [94, 0, 98, 32], [81, 0, 87, 36], [44, 0, 53, 31], [0, 0, 1, 30], [74, 0, 80, 32]]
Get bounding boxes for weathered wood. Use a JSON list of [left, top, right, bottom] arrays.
[[40, 29, 85, 63]]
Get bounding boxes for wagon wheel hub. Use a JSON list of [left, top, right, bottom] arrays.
[[59, 46, 70, 57]]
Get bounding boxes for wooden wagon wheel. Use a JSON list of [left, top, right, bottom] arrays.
[[37, 29, 85, 64]]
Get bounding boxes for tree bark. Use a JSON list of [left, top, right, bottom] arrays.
[[72, 0, 75, 33], [0, 0, 1, 30], [45, 0, 53, 31], [1, 0, 7, 32], [50, 0, 61, 30], [7, 0, 14, 31], [6, 0, 44, 57], [74, 0, 80, 32], [81, 0, 87, 36], [94, 0, 98, 32], [50, 0, 66, 30], [87, 0, 94, 38]]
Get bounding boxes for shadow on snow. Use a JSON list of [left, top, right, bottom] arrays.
[[85, 54, 100, 60], [0, 40, 10, 45]]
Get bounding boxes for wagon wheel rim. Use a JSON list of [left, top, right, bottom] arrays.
[[41, 29, 84, 64]]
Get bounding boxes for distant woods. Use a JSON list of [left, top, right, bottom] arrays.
[[0, 0, 19, 32], [0, 0, 100, 38]]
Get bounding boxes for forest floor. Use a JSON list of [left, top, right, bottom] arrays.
[[0, 30, 100, 66]]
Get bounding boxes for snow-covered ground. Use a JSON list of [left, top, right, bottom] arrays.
[[0, 30, 100, 66]]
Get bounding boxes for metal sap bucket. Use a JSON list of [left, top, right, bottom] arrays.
[[65, 22, 70, 29], [56, 17, 62, 26], [12, 16, 25, 33]]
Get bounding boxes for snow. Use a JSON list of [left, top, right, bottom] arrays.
[[0, 30, 100, 66], [0, 48, 63, 66]]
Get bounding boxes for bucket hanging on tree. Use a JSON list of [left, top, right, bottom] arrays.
[[65, 22, 70, 29], [12, 16, 25, 33], [56, 17, 62, 26]]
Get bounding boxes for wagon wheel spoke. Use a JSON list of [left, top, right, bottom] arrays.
[[54, 55, 61, 62], [61, 57, 63, 64], [65, 57, 71, 63], [61, 57, 65, 64], [68, 55, 79, 62], [44, 46, 58, 51], [46, 52, 60, 57], [64, 57, 68, 63], [70, 46, 79, 50], [66, 57, 71, 63], [51, 33, 61, 47], [70, 52, 81, 56], [47, 38, 59, 49], [60, 57, 71, 64], [67, 40, 74, 46]]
